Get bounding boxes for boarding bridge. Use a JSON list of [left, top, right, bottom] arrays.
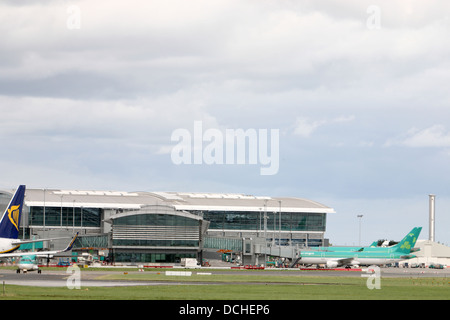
[[254, 244, 299, 259], [242, 239, 303, 266], [204, 235, 323, 267]]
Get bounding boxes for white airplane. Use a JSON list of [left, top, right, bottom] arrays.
[[14, 236, 78, 274], [296, 227, 421, 268], [9, 233, 78, 273], [16, 255, 40, 273], [0, 185, 79, 264]]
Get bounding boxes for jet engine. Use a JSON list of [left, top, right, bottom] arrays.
[[326, 261, 339, 268]]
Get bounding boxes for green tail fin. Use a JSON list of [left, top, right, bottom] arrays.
[[394, 227, 422, 253], [369, 241, 378, 247]]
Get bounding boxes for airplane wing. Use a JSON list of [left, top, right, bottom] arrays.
[[0, 233, 78, 259]]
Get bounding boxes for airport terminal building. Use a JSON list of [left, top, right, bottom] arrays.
[[0, 188, 335, 265]]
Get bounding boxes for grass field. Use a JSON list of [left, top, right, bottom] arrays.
[[1, 268, 449, 300]]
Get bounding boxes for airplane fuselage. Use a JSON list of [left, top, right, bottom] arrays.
[[17, 262, 40, 273], [17, 255, 41, 273], [297, 227, 421, 268], [299, 250, 415, 267], [300, 256, 403, 267]]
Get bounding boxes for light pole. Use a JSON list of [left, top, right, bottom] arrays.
[[73, 200, 76, 232], [357, 215, 363, 246], [60, 195, 63, 228], [264, 200, 267, 269], [278, 200, 282, 257], [43, 188, 46, 233]]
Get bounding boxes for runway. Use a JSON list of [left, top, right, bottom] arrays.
[[0, 267, 448, 288]]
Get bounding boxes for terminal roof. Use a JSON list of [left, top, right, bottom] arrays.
[[19, 189, 335, 214]]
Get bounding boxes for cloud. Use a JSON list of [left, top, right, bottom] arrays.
[[385, 124, 450, 148], [1, 0, 449, 103], [293, 118, 326, 138], [293, 115, 355, 138]]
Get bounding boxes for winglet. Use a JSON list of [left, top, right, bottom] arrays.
[[0, 185, 26, 239], [62, 232, 79, 252]]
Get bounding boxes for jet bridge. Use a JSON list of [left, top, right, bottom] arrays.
[[250, 243, 302, 267]]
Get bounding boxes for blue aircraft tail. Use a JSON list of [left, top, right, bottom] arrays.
[[0, 185, 26, 239], [62, 232, 79, 252]]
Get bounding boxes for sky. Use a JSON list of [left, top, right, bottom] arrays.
[[1, 0, 449, 245]]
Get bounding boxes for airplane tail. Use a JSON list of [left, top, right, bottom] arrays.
[[369, 241, 378, 247], [0, 185, 26, 239], [62, 232, 79, 252], [394, 227, 422, 254]]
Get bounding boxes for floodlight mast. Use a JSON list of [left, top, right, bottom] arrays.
[[357, 214, 363, 246], [429, 195, 435, 242]]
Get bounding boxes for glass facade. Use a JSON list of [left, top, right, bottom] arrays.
[[113, 239, 199, 247], [271, 238, 323, 247], [0, 192, 11, 215], [111, 213, 201, 263], [196, 211, 326, 232], [114, 213, 198, 227], [75, 234, 109, 248], [113, 252, 196, 263], [112, 213, 200, 248], [29, 206, 101, 228], [203, 237, 243, 251]]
